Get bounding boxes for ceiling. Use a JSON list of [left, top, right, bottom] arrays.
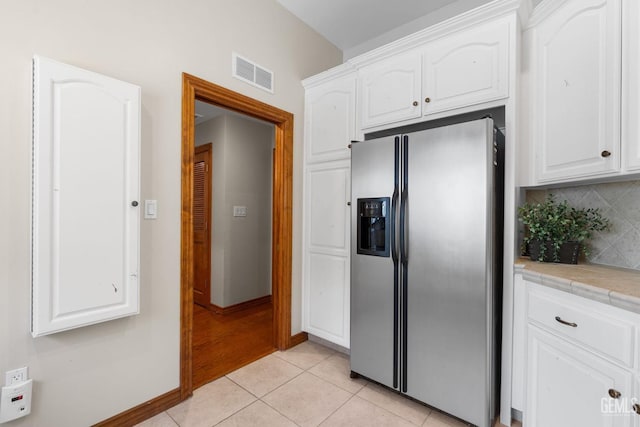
[[276, 0, 482, 53]]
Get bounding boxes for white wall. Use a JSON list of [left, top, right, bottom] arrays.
[[0, 1, 342, 425], [196, 114, 274, 308]]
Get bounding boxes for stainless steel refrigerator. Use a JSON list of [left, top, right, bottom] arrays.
[[350, 118, 504, 427]]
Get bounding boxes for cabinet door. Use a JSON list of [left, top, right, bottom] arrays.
[[526, 325, 633, 427], [422, 18, 509, 115], [635, 376, 640, 427], [534, 0, 621, 182], [32, 56, 140, 336], [359, 52, 421, 129], [623, 0, 640, 172], [305, 76, 356, 163], [302, 161, 350, 347]]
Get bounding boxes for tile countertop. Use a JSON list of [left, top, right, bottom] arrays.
[[515, 258, 640, 314]]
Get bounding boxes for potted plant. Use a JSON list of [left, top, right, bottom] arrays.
[[518, 194, 610, 264]]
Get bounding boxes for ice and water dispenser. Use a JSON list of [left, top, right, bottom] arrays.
[[356, 197, 390, 257]]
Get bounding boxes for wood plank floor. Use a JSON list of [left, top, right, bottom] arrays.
[[192, 302, 275, 389]]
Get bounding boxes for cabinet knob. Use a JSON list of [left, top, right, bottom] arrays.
[[608, 389, 621, 399], [412, 101, 418, 107], [347, 201, 351, 206], [425, 97, 431, 103], [601, 150, 611, 158], [131, 201, 139, 207], [633, 403, 640, 415]]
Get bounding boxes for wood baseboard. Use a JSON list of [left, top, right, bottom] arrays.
[[289, 331, 308, 348], [208, 295, 272, 315], [92, 388, 181, 427]]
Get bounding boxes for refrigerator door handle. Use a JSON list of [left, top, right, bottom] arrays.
[[392, 136, 400, 389], [400, 135, 409, 264], [391, 187, 399, 264], [400, 189, 408, 263], [400, 135, 409, 393]]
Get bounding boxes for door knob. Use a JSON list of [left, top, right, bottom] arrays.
[[412, 101, 418, 107], [425, 97, 431, 103], [608, 389, 621, 399], [601, 150, 611, 158]]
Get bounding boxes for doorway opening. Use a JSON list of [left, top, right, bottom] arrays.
[[180, 73, 294, 399], [191, 101, 275, 388]]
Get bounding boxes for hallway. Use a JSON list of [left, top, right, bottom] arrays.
[[192, 302, 274, 389]]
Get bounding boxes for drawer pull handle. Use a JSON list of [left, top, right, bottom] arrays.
[[633, 403, 640, 415], [555, 316, 577, 328], [608, 389, 621, 399], [601, 150, 612, 158]]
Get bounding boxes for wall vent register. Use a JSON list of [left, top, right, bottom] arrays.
[[232, 52, 274, 93]]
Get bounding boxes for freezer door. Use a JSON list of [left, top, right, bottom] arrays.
[[350, 135, 399, 389], [404, 119, 495, 427]]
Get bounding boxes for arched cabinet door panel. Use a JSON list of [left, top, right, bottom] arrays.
[[32, 56, 141, 337]]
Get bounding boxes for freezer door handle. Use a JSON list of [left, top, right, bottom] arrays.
[[391, 188, 399, 263]]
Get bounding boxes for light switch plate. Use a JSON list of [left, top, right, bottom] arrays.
[[233, 206, 247, 217], [144, 200, 157, 219]]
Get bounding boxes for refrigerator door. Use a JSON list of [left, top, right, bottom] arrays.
[[351, 135, 399, 389], [403, 119, 495, 427]]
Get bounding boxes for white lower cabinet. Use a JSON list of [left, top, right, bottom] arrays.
[[515, 277, 640, 426], [302, 161, 351, 347], [526, 325, 633, 427], [635, 377, 640, 427]]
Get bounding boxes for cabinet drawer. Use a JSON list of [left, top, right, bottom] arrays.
[[527, 286, 635, 368]]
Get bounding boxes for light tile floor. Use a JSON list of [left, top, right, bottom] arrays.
[[136, 341, 522, 427]]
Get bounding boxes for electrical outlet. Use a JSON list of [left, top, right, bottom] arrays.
[[5, 368, 28, 386]]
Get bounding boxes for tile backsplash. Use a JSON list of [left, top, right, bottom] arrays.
[[526, 180, 640, 270]]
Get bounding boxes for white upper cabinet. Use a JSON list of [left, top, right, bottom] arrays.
[[305, 75, 356, 163], [359, 52, 422, 129], [422, 18, 509, 115], [32, 56, 141, 336], [533, 0, 621, 183], [622, 0, 640, 172]]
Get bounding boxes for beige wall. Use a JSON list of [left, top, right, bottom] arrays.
[[196, 114, 274, 307], [0, 0, 341, 425]]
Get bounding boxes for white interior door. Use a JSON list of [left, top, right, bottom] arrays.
[[32, 56, 141, 336]]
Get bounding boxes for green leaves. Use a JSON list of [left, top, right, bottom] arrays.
[[518, 194, 611, 261]]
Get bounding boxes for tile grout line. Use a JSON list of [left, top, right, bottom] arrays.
[[316, 393, 358, 427]]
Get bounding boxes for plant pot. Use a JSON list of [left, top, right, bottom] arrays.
[[528, 240, 580, 264]]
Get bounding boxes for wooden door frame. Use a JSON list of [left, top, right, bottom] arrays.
[[180, 73, 293, 399]]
